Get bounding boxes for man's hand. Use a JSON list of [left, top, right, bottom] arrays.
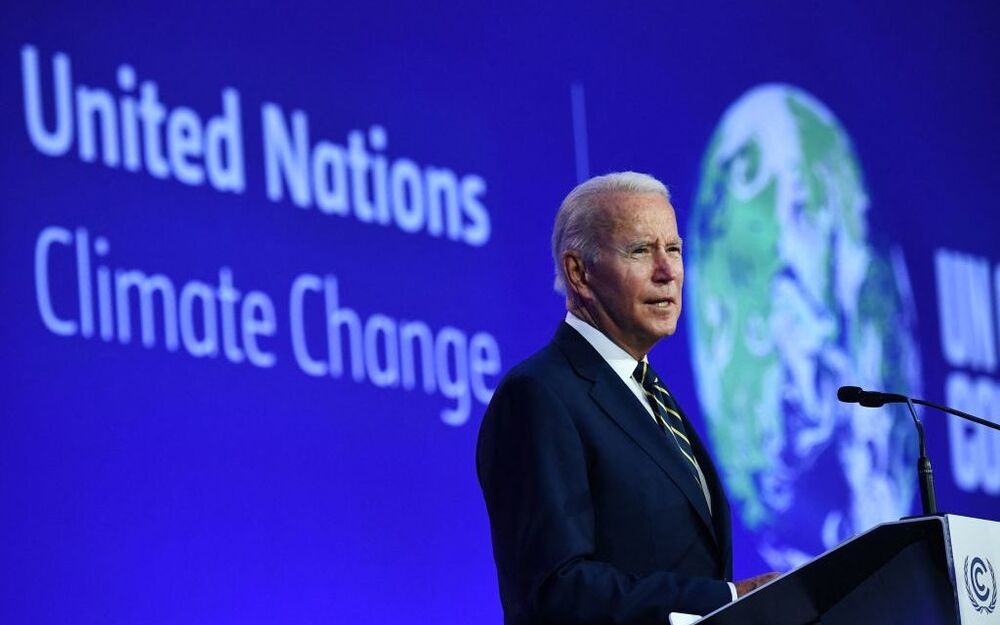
[[734, 572, 781, 597]]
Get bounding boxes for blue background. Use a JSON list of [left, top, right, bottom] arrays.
[[2, 2, 999, 623]]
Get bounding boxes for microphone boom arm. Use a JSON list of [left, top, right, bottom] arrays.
[[910, 397, 1000, 432]]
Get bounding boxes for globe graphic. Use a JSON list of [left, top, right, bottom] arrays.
[[687, 84, 923, 570]]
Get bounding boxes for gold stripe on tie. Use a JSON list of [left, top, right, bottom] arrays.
[[662, 405, 684, 424], [666, 424, 691, 445], [654, 415, 698, 466], [643, 390, 686, 429], [644, 389, 670, 414], [650, 406, 696, 457], [674, 444, 699, 469]]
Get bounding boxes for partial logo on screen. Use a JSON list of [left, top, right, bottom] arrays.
[[965, 556, 998, 614], [687, 84, 923, 570]]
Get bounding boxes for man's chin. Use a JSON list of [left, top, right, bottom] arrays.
[[643, 321, 679, 344], [651, 315, 680, 338]]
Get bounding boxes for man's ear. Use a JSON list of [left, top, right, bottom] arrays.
[[563, 252, 591, 300]]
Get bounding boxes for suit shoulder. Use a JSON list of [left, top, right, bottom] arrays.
[[494, 341, 577, 398], [476, 341, 585, 479]]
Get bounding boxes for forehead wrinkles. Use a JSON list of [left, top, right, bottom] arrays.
[[597, 192, 676, 243]]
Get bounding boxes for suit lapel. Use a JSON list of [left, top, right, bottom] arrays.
[[684, 402, 731, 568], [553, 323, 717, 544]]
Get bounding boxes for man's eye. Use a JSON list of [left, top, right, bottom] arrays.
[[630, 247, 650, 256]]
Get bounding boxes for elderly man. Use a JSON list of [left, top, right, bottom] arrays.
[[477, 172, 777, 624]]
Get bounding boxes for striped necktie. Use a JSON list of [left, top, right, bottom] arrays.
[[632, 361, 704, 488]]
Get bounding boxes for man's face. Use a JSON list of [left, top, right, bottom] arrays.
[[581, 192, 684, 358]]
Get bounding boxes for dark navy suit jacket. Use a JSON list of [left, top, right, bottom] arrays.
[[477, 323, 733, 624]]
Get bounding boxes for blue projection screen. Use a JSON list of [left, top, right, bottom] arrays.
[[2, 3, 999, 623]]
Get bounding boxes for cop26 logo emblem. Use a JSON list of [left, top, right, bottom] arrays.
[[964, 556, 998, 614]]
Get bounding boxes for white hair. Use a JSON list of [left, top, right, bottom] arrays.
[[551, 171, 671, 294]]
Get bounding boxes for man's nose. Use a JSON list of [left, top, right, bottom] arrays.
[[652, 249, 678, 281]]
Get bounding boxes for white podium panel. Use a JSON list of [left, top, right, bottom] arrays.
[[945, 514, 1000, 624]]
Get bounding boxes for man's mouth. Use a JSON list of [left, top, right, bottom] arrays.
[[645, 298, 674, 308]]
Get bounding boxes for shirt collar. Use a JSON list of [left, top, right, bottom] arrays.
[[564, 312, 645, 385]]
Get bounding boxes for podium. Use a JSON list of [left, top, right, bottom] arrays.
[[697, 515, 1000, 625]]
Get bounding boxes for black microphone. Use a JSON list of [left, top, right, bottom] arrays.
[[836, 385, 906, 408], [837, 385, 937, 515], [836, 385, 861, 403]]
